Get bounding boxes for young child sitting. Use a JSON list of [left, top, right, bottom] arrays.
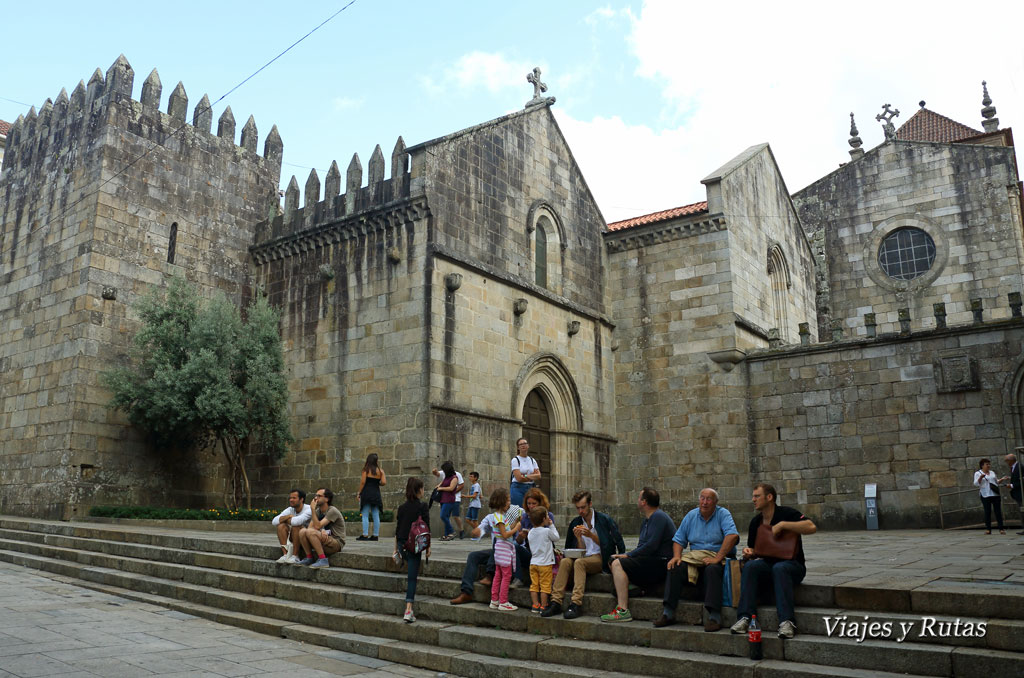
[[526, 505, 559, 613], [472, 488, 522, 611]]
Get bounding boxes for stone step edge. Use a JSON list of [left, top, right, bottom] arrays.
[[1, 540, 1003, 672], [1, 530, 1008, 653], [0, 548, 942, 678], [4, 520, 1019, 626]]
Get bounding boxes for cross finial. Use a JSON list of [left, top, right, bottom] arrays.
[[526, 66, 554, 108], [981, 80, 999, 132], [875, 103, 900, 141]]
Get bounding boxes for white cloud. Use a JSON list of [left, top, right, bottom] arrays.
[[424, 51, 540, 97], [567, 0, 1024, 223]]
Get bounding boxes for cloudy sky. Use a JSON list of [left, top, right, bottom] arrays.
[[3, 1, 1022, 223]]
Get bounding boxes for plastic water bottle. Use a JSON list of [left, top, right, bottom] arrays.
[[748, 614, 763, 660]]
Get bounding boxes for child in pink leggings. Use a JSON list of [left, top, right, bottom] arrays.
[[479, 488, 522, 611]]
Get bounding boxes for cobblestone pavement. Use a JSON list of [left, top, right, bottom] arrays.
[[0, 562, 454, 678]]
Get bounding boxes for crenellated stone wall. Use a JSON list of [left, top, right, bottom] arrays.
[[0, 56, 281, 518]]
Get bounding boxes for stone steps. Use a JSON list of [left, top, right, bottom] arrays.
[[0, 518, 1020, 677]]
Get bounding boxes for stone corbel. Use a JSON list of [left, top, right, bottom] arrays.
[[707, 348, 747, 372]]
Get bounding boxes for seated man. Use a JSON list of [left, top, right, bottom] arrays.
[[654, 488, 739, 632], [297, 488, 345, 568], [601, 487, 675, 623], [450, 491, 526, 605], [730, 483, 816, 639], [541, 490, 626, 620], [272, 488, 313, 563]]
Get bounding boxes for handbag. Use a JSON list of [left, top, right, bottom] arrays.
[[753, 521, 798, 560]]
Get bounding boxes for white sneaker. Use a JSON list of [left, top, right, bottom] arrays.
[[778, 620, 797, 639], [275, 541, 294, 563], [403, 610, 415, 623], [730, 617, 750, 634], [489, 600, 500, 609], [497, 602, 518, 612], [284, 555, 301, 564]]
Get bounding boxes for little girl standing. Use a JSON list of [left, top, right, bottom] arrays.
[[476, 488, 522, 611]]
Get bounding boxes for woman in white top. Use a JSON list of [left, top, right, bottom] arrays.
[[510, 437, 541, 508], [973, 458, 1005, 534]]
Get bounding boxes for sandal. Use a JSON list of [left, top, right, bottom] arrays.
[[984, 530, 991, 535], [1000, 530, 1006, 534]]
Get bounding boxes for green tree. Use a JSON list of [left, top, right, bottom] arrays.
[[103, 277, 293, 509]]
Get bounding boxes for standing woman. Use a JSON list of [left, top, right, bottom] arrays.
[[436, 461, 460, 541], [356, 453, 386, 541], [974, 458, 1006, 535], [510, 438, 541, 508], [394, 477, 430, 623]]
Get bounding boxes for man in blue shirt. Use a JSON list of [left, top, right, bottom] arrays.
[[600, 487, 676, 623], [654, 488, 739, 632]]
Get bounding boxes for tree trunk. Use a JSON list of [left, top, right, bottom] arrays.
[[220, 436, 237, 510], [239, 436, 252, 510]]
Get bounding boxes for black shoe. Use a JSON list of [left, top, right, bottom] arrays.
[[652, 614, 677, 628], [369, 536, 378, 541], [563, 603, 582, 620], [540, 601, 563, 618], [356, 536, 368, 541]]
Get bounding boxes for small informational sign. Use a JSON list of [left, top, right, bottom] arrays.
[[865, 484, 879, 530]]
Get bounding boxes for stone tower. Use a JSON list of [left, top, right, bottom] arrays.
[[0, 56, 282, 518]]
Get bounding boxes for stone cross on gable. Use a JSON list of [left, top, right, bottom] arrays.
[[526, 67, 548, 106], [875, 103, 900, 141]]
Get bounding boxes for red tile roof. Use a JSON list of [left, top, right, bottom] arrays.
[[0, 119, 10, 137], [606, 201, 708, 232], [895, 108, 981, 143]]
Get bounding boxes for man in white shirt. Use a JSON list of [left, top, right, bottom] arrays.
[[272, 488, 313, 563]]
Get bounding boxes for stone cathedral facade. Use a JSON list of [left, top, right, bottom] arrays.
[[1, 57, 1021, 529]]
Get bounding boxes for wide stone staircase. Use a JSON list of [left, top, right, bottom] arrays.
[[0, 516, 1020, 678]]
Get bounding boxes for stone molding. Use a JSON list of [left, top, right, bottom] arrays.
[[429, 242, 614, 328], [249, 197, 429, 265], [604, 213, 727, 252]]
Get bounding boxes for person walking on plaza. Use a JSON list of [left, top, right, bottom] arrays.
[[652, 488, 738, 631], [435, 461, 460, 541], [356, 453, 386, 541], [541, 490, 626, 620], [601, 487, 676, 624], [510, 437, 541, 508], [1004, 453, 1024, 534], [272, 488, 313, 563], [297, 488, 345, 568], [974, 458, 1005, 535], [394, 477, 431, 623], [463, 471, 482, 538], [731, 483, 816, 640]]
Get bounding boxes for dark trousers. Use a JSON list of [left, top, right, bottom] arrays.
[[981, 495, 1004, 530], [737, 558, 805, 624], [663, 561, 725, 613], [460, 544, 530, 595], [403, 550, 422, 603]]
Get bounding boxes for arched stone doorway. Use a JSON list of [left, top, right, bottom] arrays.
[[512, 353, 584, 508], [522, 389, 553, 501]]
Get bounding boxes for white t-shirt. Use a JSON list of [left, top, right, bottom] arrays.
[[511, 455, 539, 483], [478, 505, 524, 543], [454, 471, 465, 502], [271, 503, 312, 527], [527, 523, 561, 567], [467, 482, 482, 508]]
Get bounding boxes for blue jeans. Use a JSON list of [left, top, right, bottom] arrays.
[[403, 550, 422, 602], [736, 558, 806, 624], [361, 504, 380, 537], [440, 502, 456, 536], [486, 542, 531, 586], [510, 481, 532, 507], [460, 549, 492, 595]]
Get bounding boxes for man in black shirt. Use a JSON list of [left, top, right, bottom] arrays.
[[730, 483, 816, 640]]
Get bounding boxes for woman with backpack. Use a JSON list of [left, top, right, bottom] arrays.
[[510, 438, 541, 508], [435, 461, 460, 541], [394, 477, 430, 623], [356, 453, 386, 541]]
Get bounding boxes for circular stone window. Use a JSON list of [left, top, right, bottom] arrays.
[[877, 228, 936, 280]]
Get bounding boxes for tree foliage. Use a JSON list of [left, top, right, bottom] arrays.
[[103, 277, 293, 509]]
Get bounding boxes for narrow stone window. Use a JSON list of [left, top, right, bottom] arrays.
[[535, 219, 548, 288], [167, 223, 178, 264], [767, 244, 791, 340]]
